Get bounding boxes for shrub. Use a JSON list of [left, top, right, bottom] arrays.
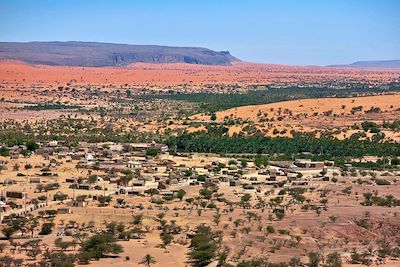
[[39, 222, 54, 235], [266, 225, 275, 233], [146, 148, 158, 157]]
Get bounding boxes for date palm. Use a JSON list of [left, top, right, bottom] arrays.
[[139, 254, 156, 267]]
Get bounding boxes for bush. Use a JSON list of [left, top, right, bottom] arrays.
[[26, 141, 39, 151], [47, 252, 75, 267], [197, 175, 206, 182], [266, 225, 275, 233], [228, 159, 237, 165], [374, 179, 391, 185], [326, 252, 342, 267], [39, 222, 54, 235], [146, 148, 158, 157], [0, 147, 10, 157], [176, 189, 186, 200]]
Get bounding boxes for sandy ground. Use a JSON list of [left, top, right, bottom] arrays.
[[191, 94, 400, 141], [1, 60, 399, 88], [1, 60, 400, 266]]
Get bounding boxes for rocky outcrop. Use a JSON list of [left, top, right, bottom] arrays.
[[0, 41, 240, 67]]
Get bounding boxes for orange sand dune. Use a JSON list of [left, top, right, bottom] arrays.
[[1, 60, 399, 88], [211, 94, 400, 122], [191, 94, 400, 140]]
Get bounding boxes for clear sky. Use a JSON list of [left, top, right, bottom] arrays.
[[0, 0, 399, 65]]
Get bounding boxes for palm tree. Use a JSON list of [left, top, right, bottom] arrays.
[[139, 254, 156, 267]]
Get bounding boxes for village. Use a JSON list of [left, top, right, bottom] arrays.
[[0, 140, 333, 219], [0, 138, 399, 266]]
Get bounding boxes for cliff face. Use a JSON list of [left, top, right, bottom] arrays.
[[0, 41, 240, 67]]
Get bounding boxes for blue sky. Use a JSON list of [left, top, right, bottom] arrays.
[[0, 0, 399, 65]]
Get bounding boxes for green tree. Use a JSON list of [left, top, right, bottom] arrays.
[[241, 193, 251, 203], [210, 113, 217, 121], [46, 251, 75, 267], [176, 189, 186, 200], [160, 232, 173, 246], [391, 156, 400, 166], [39, 222, 54, 235], [26, 141, 39, 152], [189, 224, 218, 267], [146, 148, 158, 157], [26, 215, 39, 237], [20, 149, 30, 157], [139, 254, 157, 267], [81, 233, 123, 260], [1, 227, 16, 240], [240, 160, 248, 168], [0, 147, 10, 157]]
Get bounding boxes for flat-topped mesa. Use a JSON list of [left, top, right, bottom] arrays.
[[0, 41, 240, 67], [329, 60, 400, 69]]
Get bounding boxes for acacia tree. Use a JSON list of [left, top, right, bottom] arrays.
[[24, 239, 42, 259], [80, 233, 123, 260], [2, 227, 16, 240], [189, 224, 218, 267]]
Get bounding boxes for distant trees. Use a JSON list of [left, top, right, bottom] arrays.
[[23, 103, 80, 111], [167, 131, 400, 158], [361, 192, 400, 207], [142, 86, 400, 113]]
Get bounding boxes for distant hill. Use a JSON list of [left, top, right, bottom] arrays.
[[329, 60, 400, 69], [0, 41, 240, 67]]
